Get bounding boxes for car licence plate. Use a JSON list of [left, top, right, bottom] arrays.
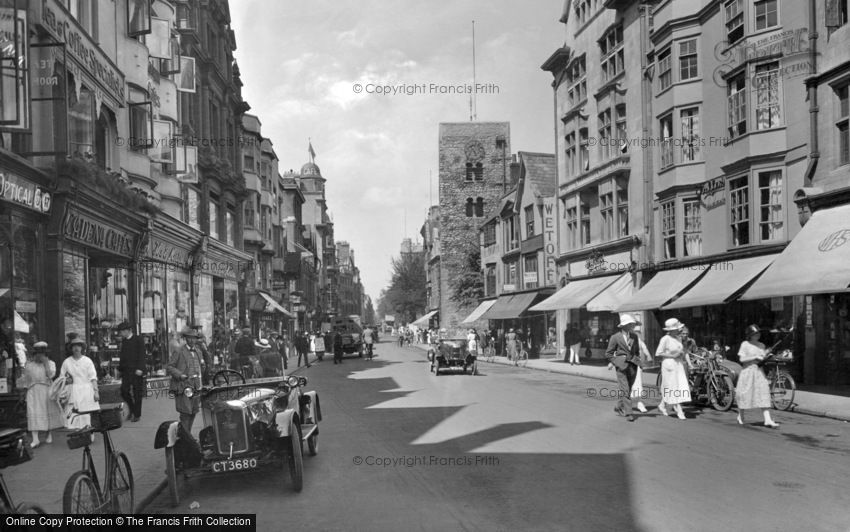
[[211, 457, 258, 473]]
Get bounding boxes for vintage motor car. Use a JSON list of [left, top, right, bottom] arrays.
[[428, 338, 477, 376], [153, 370, 321, 506], [332, 317, 364, 357]]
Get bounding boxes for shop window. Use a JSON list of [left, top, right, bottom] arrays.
[[661, 200, 676, 259], [68, 84, 94, 158], [89, 267, 129, 351], [755, 62, 781, 130], [127, 0, 152, 37], [658, 47, 671, 92], [680, 107, 700, 163], [727, 72, 747, 138], [758, 170, 784, 242], [729, 175, 750, 246], [838, 85, 850, 166], [725, 0, 744, 44], [129, 102, 154, 150], [683, 198, 702, 257], [754, 0, 778, 31], [679, 39, 698, 81]]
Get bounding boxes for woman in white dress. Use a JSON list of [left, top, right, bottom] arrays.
[[655, 318, 691, 419], [735, 325, 779, 427], [22, 342, 65, 447], [60, 337, 100, 430]]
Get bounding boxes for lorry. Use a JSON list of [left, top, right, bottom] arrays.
[[332, 317, 364, 356]]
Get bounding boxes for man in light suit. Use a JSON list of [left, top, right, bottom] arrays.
[[605, 314, 643, 422]]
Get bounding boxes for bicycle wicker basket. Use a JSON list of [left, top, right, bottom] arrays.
[[66, 429, 93, 450], [90, 403, 124, 432]]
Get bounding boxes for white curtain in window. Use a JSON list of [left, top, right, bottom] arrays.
[[684, 234, 702, 256], [767, 172, 783, 240]]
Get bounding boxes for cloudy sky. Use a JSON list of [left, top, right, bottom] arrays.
[[230, 1, 566, 304]]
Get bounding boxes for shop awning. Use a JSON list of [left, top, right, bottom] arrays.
[[586, 274, 634, 312], [411, 310, 438, 327], [259, 291, 293, 317], [742, 204, 850, 299], [529, 275, 620, 312], [616, 267, 707, 312], [663, 255, 777, 309], [461, 299, 497, 324], [480, 292, 539, 320]]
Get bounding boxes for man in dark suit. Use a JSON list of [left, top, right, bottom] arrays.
[[117, 321, 146, 422], [605, 314, 642, 422]]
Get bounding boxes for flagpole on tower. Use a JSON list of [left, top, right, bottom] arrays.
[[308, 138, 316, 163]]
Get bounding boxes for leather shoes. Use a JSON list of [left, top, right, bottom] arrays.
[[626, 414, 636, 422], [131, 416, 140, 422], [613, 407, 624, 417]]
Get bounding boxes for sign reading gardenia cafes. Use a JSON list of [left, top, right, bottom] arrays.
[[62, 207, 136, 257], [0, 172, 51, 214]]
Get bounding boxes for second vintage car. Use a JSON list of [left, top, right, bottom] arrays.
[[153, 370, 321, 506], [428, 338, 477, 376]]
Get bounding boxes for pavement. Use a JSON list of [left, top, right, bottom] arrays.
[[5, 342, 848, 516], [409, 342, 850, 422], [3, 352, 321, 514]]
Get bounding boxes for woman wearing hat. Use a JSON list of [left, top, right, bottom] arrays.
[[736, 325, 779, 427], [60, 337, 100, 430], [22, 342, 64, 447], [655, 318, 691, 419]]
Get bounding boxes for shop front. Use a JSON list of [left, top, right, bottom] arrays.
[[480, 290, 553, 358], [44, 185, 147, 380], [741, 203, 850, 388], [530, 273, 633, 360], [0, 157, 52, 424], [198, 239, 251, 338]]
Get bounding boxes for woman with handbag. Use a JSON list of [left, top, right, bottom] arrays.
[[22, 342, 65, 447], [735, 325, 779, 428], [60, 337, 100, 430], [655, 318, 691, 419]]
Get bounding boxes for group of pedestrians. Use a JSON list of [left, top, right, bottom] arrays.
[[606, 315, 780, 427]]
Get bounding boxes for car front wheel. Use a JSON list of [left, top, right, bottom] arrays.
[[287, 422, 303, 492]]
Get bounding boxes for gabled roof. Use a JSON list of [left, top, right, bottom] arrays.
[[520, 152, 557, 199]]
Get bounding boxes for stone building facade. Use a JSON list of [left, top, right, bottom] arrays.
[[437, 122, 513, 332]]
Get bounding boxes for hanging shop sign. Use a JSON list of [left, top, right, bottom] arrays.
[[40, 0, 125, 103], [62, 207, 136, 257], [542, 197, 557, 286], [700, 176, 726, 211], [0, 171, 51, 213]]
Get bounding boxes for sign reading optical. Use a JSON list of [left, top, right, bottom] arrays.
[[0, 172, 51, 213]]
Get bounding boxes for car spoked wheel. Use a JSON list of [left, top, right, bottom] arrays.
[[287, 421, 303, 492], [165, 446, 181, 507]]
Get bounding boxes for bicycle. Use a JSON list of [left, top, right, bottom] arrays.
[[63, 403, 134, 515], [762, 349, 796, 410], [0, 427, 46, 514]]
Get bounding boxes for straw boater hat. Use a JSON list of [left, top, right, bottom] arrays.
[[663, 318, 685, 331], [618, 314, 638, 328], [33, 341, 48, 352], [255, 338, 270, 348], [69, 337, 86, 348], [116, 321, 132, 331]]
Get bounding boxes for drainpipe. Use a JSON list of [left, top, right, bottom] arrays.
[[803, 0, 819, 188], [639, 4, 655, 271]]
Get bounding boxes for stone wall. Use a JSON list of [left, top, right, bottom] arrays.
[[438, 122, 512, 334]]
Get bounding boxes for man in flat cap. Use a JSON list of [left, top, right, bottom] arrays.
[[117, 321, 146, 422], [166, 327, 204, 436]]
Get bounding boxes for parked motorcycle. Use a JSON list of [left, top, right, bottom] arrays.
[[656, 347, 735, 411]]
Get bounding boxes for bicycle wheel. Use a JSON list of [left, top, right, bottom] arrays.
[[771, 371, 796, 411], [14, 502, 47, 514], [63, 471, 102, 514], [709, 375, 735, 412], [109, 451, 134, 514]]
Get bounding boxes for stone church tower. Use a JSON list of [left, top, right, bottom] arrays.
[[438, 122, 511, 331]]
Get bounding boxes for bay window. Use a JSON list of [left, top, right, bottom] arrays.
[[729, 176, 750, 247], [662, 200, 676, 259], [758, 171, 783, 242], [755, 62, 782, 130]]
